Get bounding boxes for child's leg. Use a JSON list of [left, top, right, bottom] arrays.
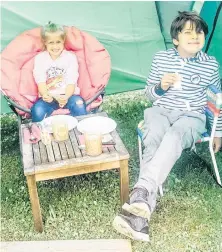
[[65, 95, 87, 116], [137, 112, 206, 192], [31, 99, 59, 122], [142, 106, 171, 164], [113, 111, 206, 240], [134, 106, 171, 194], [156, 113, 206, 186], [114, 107, 170, 240]]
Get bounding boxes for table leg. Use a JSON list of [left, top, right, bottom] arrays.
[[26, 175, 43, 232], [119, 159, 129, 205]]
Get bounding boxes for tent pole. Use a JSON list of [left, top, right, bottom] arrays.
[[192, 1, 205, 14], [205, 2, 222, 53]]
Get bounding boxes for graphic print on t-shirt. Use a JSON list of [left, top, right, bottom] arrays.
[[46, 67, 66, 91]]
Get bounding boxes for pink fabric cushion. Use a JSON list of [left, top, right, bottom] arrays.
[[1, 26, 111, 117]]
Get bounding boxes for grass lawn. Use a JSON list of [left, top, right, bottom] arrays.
[[1, 91, 222, 252]]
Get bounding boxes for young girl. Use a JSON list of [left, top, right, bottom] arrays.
[[31, 22, 87, 122]]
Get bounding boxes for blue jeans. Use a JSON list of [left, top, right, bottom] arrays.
[[31, 95, 87, 122]]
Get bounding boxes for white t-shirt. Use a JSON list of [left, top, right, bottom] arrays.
[[33, 50, 79, 96]]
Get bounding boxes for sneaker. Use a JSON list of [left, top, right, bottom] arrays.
[[122, 187, 151, 220], [113, 213, 149, 242]]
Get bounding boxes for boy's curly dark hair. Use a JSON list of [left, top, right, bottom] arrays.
[[170, 11, 208, 41]]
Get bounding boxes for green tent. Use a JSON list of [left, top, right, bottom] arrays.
[[1, 1, 221, 113]]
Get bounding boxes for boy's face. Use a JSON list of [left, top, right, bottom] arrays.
[[173, 21, 205, 58], [44, 31, 65, 60]]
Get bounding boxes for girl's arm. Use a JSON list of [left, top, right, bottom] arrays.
[[33, 53, 53, 103], [65, 53, 79, 92], [37, 83, 53, 103], [65, 84, 75, 98], [38, 83, 48, 97], [57, 84, 75, 108], [57, 53, 79, 107]]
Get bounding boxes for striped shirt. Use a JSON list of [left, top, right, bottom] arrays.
[[145, 48, 222, 137]]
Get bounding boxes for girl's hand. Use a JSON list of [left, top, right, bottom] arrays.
[[42, 94, 53, 103], [213, 137, 222, 153], [57, 95, 68, 108]]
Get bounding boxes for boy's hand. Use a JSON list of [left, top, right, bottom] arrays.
[[57, 95, 69, 108], [42, 93, 53, 103], [213, 137, 222, 153], [161, 73, 178, 90]]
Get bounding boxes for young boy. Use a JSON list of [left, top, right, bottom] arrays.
[[31, 22, 87, 122], [113, 11, 222, 242]]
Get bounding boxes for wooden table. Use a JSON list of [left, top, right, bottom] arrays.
[[21, 112, 130, 232]]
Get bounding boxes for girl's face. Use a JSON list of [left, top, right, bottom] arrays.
[[44, 31, 65, 60]]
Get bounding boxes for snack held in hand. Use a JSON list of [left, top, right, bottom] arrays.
[[173, 73, 182, 90]]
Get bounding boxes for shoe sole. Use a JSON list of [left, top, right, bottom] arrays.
[[112, 216, 150, 242], [122, 202, 151, 220]]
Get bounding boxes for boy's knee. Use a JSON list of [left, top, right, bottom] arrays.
[[166, 127, 184, 141], [166, 126, 194, 149]]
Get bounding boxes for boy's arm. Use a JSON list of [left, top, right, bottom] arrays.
[[145, 55, 167, 102]]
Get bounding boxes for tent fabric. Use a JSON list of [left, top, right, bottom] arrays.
[[1, 1, 165, 94], [155, 1, 194, 49], [206, 4, 222, 78], [0, 1, 221, 114], [200, 1, 222, 57], [1, 26, 111, 116]]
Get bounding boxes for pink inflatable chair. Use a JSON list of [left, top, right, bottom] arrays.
[[1, 26, 111, 120]]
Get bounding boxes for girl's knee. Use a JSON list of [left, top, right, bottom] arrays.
[[68, 95, 87, 115], [31, 100, 51, 122], [69, 95, 86, 107]]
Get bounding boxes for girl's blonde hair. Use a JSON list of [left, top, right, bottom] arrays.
[[41, 21, 66, 41]]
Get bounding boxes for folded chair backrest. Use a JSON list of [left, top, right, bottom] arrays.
[[1, 26, 111, 117], [205, 84, 222, 118], [197, 84, 222, 143]]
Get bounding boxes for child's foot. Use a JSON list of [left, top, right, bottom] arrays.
[[122, 187, 151, 220], [113, 213, 149, 242]]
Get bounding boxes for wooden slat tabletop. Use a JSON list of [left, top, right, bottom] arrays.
[[21, 112, 129, 176], [51, 141, 62, 161]]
